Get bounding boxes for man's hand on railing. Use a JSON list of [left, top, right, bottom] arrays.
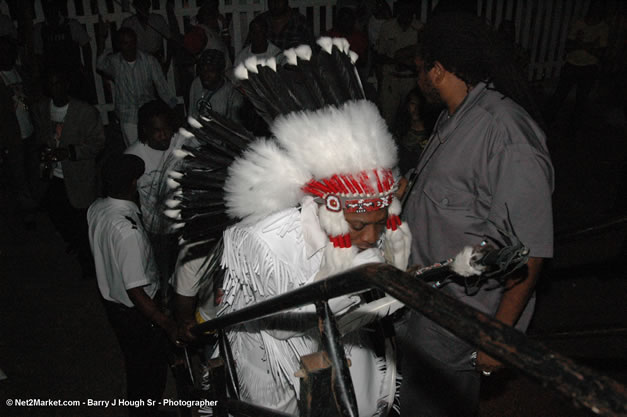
[[474, 350, 503, 377], [177, 320, 198, 344]]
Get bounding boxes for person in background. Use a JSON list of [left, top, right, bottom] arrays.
[[171, 1, 232, 110], [234, 18, 282, 68], [121, 0, 173, 73], [374, 0, 422, 126], [252, 0, 314, 50], [33, 68, 105, 279], [0, 36, 37, 228], [188, 49, 243, 122], [96, 26, 178, 147], [400, 12, 553, 416], [124, 100, 180, 301], [33, 0, 95, 103], [392, 87, 431, 175], [87, 153, 181, 417], [324, 6, 369, 79], [545, 1, 609, 125]]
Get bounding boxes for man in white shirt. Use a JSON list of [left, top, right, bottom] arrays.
[[96, 27, 178, 147], [87, 154, 180, 417], [374, 0, 422, 126], [125, 100, 180, 298], [234, 18, 282, 68], [121, 0, 172, 71], [33, 68, 105, 279]]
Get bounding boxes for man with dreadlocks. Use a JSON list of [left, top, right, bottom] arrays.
[[169, 39, 412, 415], [400, 12, 554, 416]]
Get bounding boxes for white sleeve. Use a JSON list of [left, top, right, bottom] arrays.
[[174, 257, 206, 297]]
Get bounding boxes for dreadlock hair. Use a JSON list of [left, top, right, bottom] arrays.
[[419, 12, 544, 128]]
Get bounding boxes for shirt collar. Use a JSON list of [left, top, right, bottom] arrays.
[[434, 81, 488, 143], [107, 197, 140, 214]]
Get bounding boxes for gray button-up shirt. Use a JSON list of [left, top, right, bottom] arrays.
[[402, 82, 554, 368]]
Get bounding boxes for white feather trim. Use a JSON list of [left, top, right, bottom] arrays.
[[164, 209, 181, 219], [331, 37, 349, 54], [317, 205, 350, 236], [265, 56, 277, 71], [383, 222, 411, 271], [178, 127, 195, 138], [349, 50, 359, 64], [272, 100, 397, 180], [233, 63, 248, 80], [187, 117, 202, 128], [388, 198, 401, 216], [283, 48, 298, 66], [224, 139, 310, 223], [314, 244, 357, 280], [244, 55, 259, 74], [294, 44, 312, 61], [316, 36, 333, 54], [172, 148, 192, 159], [168, 170, 183, 179], [451, 246, 486, 277], [166, 178, 180, 189]]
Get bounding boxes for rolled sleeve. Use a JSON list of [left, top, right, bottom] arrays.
[[116, 228, 153, 290]]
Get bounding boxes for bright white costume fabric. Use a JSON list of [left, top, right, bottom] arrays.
[[219, 197, 395, 416]]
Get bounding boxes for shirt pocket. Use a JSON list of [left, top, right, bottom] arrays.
[[422, 182, 475, 211]]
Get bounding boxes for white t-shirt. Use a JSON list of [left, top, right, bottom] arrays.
[[87, 197, 160, 307], [50, 102, 69, 179], [124, 133, 183, 233]]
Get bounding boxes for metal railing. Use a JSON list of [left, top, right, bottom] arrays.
[[189, 262, 627, 417]]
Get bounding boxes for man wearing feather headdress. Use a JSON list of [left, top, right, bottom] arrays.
[[169, 39, 411, 416]]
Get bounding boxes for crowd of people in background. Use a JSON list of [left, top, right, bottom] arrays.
[[0, 0, 626, 416]]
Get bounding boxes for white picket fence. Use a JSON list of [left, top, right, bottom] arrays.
[[2, 0, 622, 124]]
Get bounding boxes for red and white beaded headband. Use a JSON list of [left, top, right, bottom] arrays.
[[302, 168, 396, 214]]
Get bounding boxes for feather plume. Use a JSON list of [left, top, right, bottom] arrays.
[[451, 246, 486, 277]]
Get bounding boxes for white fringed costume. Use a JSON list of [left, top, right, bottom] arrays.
[[220, 199, 397, 415], [215, 98, 410, 416], [167, 39, 412, 416]]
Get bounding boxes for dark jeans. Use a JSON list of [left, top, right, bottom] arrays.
[[103, 299, 169, 417], [400, 357, 480, 417], [3, 135, 38, 212], [397, 312, 481, 417], [545, 62, 599, 123], [43, 177, 93, 274]]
